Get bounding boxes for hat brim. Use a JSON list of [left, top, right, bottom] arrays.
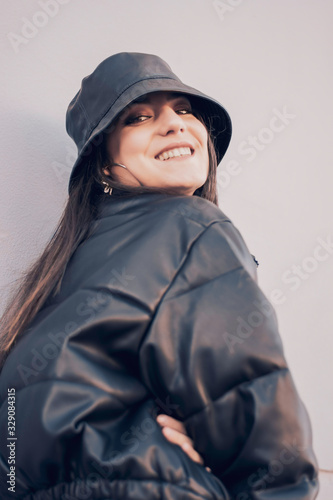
[[68, 77, 232, 192]]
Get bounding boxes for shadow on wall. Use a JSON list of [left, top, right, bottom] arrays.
[[0, 106, 70, 312]]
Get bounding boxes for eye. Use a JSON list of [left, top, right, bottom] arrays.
[[124, 114, 151, 125], [175, 103, 193, 115], [177, 108, 192, 115]]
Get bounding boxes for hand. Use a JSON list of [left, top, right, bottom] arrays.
[[156, 414, 211, 473]]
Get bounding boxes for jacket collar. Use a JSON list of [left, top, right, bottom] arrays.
[[96, 190, 178, 219]]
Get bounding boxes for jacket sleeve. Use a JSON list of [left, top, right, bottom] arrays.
[[0, 290, 154, 499], [138, 220, 319, 499]]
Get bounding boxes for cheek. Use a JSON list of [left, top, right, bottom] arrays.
[[196, 125, 209, 164], [199, 124, 209, 149], [106, 128, 139, 161], [198, 127, 209, 175], [190, 119, 208, 149], [106, 133, 119, 160], [117, 131, 148, 160]]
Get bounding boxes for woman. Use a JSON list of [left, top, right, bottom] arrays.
[[0, 52, 318, 499]]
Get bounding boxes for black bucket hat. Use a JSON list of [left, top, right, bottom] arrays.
[[66, 52, 232, 192]]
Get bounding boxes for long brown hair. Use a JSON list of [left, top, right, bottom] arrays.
[[0, 113, 219, 369]]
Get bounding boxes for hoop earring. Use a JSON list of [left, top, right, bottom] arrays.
[[101, 163, 127, 195], [112, 163, 127, 169]]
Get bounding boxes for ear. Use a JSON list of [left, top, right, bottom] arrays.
[[103, 166, 111, 177]]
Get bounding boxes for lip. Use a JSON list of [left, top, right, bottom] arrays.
[[155, 142, 194, 159]]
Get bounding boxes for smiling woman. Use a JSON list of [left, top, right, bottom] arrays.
[[0, 52, 318, 499], [104, 91, 209, 195]]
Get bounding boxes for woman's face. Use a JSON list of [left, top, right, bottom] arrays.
[[105, 91, 209, 195]]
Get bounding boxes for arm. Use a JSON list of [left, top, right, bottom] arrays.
[[139, 220, 319, 499], [0, 290, 152, 498]]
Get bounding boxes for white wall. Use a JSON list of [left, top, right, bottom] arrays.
[[1, 0, 332, 496]]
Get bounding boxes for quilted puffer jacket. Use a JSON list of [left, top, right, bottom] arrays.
[[0, 192, 319, 499]]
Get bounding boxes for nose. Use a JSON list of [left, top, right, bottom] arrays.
[[157, 105, 186, 136]]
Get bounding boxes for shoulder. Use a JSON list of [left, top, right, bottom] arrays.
[[93, 194, 233, 261], [97, 193, 231, 230], [148, 196, 256, 265], [93, 194, 258, 282]]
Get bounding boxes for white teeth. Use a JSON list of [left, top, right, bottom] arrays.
[[157, 147, 192, 161]]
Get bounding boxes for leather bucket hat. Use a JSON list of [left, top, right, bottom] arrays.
[[66, 52, 232, 192]]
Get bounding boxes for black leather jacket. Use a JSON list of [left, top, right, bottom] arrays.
[[0, 193, 318, 499]]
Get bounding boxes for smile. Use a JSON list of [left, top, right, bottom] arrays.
[[156, 147, 193, 161]]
